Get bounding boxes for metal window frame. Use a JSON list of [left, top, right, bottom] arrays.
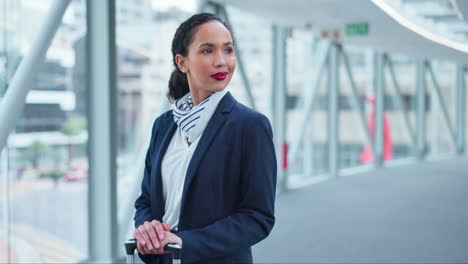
[[374, 52, 385, 167], [383, 55, 418, 154], [416, 60, 428, 159], [271, 24, 288, 191], [341, 48, 378, 166], [288, 40, 330, 169], [456, 64, 466, 155], [328, 41, 340, 176], [289, 41, 386, 182], [425, 62, 458, 147]]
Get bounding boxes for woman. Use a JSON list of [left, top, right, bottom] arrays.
[[133, 13, 277, 264]]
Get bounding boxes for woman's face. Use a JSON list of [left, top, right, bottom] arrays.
[[176, 21, 236, 95]]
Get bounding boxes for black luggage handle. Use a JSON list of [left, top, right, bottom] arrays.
[[125, 238, 182, 260]]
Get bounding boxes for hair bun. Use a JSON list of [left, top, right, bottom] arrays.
[[168, 69, 189, 101]]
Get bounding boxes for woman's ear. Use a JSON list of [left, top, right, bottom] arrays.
[[175, 54, 188, 73]]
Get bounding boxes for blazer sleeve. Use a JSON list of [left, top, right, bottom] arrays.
[[176, 114, 277, 263], [134, 116, 161, 228], [134, 117, 167, 264]]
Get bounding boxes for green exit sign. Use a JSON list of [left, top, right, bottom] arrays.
[[346, 23, 369, 36]]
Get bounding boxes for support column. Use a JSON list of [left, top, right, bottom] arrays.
[[272, 25, 287, 191], [328, 42, 340, 177], [430, 74, 440, 156], [86, 0, 118, 262], [1, 147, 10, 263], [416, 61, 427, 160], [365, 51, 377, 163], [375, 53, 384, 167], [456, 64, 466, 155]]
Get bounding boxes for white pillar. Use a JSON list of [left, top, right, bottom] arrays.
[[272, 25, 287, 190], [86, 0, 118, 262]]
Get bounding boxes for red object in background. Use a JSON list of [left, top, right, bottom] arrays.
[[333, 30, 340, 39], [282, 142, 288, 169], [321, 30, 329, 39], [63, 164, 88, 181], [360, 95, 394, 163]]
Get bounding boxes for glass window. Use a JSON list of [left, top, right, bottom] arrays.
[[1, 0, 89, 262], [286, 29, 330, 184], [115, 2, 196, 260], [337, 46, 370, 170], [225, 5, 273, 119]]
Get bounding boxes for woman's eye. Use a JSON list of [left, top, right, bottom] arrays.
[[225, 48, 233, 54], [202, 49, 212, 54]]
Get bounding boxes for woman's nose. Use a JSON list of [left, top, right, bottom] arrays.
[[214, 51, 226, 67]]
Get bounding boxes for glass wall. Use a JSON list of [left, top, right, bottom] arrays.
[[285, 30, 330, 184], [338, 46, 370, 170], [0, 0, 88, 263], [114, 0, 200, 246], [282, 33, 465, 184], [225, 5, 273, 118]]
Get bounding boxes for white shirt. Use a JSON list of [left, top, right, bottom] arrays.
[[161, 126, 200, 231]]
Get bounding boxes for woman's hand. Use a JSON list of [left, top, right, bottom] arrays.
[[134, 220, 171, 255], [161, 231, 183, 247], [155, 231, 182, 255]]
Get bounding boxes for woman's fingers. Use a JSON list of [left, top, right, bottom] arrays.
[[165, 231, 183, 246], [144, 221, 160, 250], [138, 223, 155, 252], [137, 240, 147, 255], [134, 229, 148, 254], [151, 220, 166, 241], [162, 223, 171, 231]]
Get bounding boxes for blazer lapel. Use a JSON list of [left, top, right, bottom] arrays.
[[180, 92, 236, 215]]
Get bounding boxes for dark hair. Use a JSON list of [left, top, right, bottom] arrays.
[[168, 13, 233, 101]]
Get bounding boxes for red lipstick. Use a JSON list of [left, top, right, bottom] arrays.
[[211, 72, 228, 80]]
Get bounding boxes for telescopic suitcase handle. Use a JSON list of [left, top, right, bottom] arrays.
[[125, 238, 182, 259]]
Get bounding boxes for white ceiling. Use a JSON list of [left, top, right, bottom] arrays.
[[212, 0, 468, 63]]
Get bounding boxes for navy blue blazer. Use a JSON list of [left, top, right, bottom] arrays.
[[134, 92, 277, 264]]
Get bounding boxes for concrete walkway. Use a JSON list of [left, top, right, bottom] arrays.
[[253, 157, 468, 263]]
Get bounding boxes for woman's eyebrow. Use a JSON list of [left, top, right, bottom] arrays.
[[198, 41, 234, 48]]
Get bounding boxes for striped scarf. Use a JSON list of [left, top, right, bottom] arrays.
[[172, 89, 228, 143]]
